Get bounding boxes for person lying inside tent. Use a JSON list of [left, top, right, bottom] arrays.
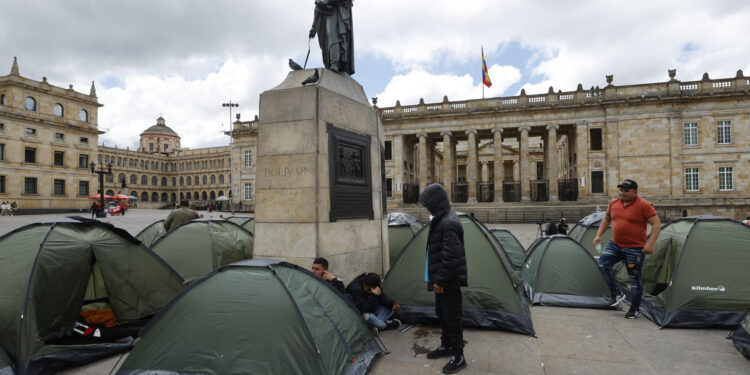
[[346, 272, 401, 330], [311, 257, 346, 293]]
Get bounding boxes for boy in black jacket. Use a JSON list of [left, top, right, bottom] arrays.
[[419, 183, 468, 374], [346, 272, 401, 330]]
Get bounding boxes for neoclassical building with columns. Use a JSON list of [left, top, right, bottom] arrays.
[[378, 70, 750, 217]]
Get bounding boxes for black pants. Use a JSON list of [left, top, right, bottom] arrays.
[[435, 287, 463, 356]]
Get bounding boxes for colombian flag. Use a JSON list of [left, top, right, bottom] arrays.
[[482, 47, 492, 88]]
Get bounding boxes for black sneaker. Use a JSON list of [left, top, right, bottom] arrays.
[[610, 293, 626, 307], [625, 305, 640, 319], [442, 355, 467, 374], [384, 319, 401, 330], [426, 346, 451, 359]]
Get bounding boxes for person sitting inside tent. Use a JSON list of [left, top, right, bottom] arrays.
[[346, 272, 401, 330], [311, 257, 345, 293]]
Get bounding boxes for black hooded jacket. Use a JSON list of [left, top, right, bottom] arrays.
[[419, 184, 468, 290], [346, 273, 395, 313]]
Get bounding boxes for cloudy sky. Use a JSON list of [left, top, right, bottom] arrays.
[[2, 0, 749, 149]]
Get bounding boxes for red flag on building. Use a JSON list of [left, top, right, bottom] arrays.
[[482, 47, 492, 88]]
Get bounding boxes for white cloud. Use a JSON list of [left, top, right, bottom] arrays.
[[376, 65, 521, 107]]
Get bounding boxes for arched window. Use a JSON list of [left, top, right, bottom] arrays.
[[151, 176, 158, 186], [172, 177, 176, 186], [171, 193, 176, 202], [141, 175, 148, 185], [186, 192, 192, 200], [78, 109, 88, 122], [131, 191, 137, 200], [151, 192, 158, 202], [179, 192, 184, 200], [187, 176, 192, 186], [218, 191, 224, 198], [194, 176, 200, 186], [161, 193, 168, 202], [180, 176, 184, 186], [219, 174, 225, 184], [106, 190, 115, 196], [202, 175, 207, 185], [141, 192, 149, 202], [25, 96, 36, 111], [130, 174, 138, 185], [118, 173, 126, 185], [202, 191, 208, 200], [0, 94, 5, 105], [210, 175, 216, 184], [117, 157, 122, 166], [106, 173, 114, 183], [161, 177, 167, 186], [210, 191, 216, 200], [54, 103, 64, 117]]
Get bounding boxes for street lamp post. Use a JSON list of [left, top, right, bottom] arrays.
[[175, 147, 182, 207], [222, 101, 238, 210], [90, 161, 113, 218]]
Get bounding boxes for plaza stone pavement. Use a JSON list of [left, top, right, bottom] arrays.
[[0, 210, 745, 375]]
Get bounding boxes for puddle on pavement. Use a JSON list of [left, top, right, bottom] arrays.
[[412, 327, 430, 339], [412, 342, 430, 357]]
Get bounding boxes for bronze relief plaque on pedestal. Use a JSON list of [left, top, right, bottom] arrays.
[[328, 123, 373, 221]]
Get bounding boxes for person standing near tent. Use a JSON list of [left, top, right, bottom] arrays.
[[593, 179, 661, 319], [311, 257, 346, 293], [346, 273, 401, 331], [419, 183, 468, 374], [164, 199, 199, 231]]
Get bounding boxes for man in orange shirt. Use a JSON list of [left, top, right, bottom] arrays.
[[593, 179, 661, 319]]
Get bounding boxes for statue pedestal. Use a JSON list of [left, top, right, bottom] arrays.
[[254, 69, 388, 282]]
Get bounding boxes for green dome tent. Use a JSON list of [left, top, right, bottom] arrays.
[[490, 228, 526, 270], [134, 219, 166, 248], [568, 211, 612, 257], [0, 218, 184, 375], [0, 346, 13, 375], [149, 218, 254, 283], [618, 215, 750, 328], [729, 311, 750, 359], [117, 259, 382, 375], [382, 214, 534, 335], [387, 212, 422, 266], [521, 235, 612, 308], [225, 216, 255, 234]]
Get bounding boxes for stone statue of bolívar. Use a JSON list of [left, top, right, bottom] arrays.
[[309, 0, 354, 75]]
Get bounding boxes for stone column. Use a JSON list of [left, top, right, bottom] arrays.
[[546, 124, 559, 201], [466, 129, 479, 202], [519, 125, 531, 201], [575, 122, 588, 198], [392, 135, 404, 201], [441, 131, 454, 200], [417, 132, 428, 192], [492, 127, 504, 202]]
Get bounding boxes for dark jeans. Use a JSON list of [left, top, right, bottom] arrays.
[[598, 241, 645, 308], [435, 287, 463, 356]]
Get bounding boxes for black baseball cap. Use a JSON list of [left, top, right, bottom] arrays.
[[617, 179, 638, 190]]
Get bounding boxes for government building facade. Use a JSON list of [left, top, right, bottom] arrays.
[[1, 56, 748, 217]]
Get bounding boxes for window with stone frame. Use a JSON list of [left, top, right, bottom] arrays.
[[54, 103, 64, 117], [79, 181, 89, 196], [0, 94, 5, 105], [25, 96, 36, 111], [55, 133, 65, 140], [24, 177, 37, 194], [53, 179, 65, 195], [26, 128, 36, 136], [386, 178, 393, 197], [718, 167, 733, 191], [591, 171, 604, 193], [589, 128, 603, 151], [78, 109, 88, 122], [684, 167, 699, 192], [244, 150, 252, 167], [0, 176, 5, 193], [106, 173, 114, 183], [79, 154, 88, 168], [384, 141, 392, 160], [683, 123, 698, 146], [149, 143, 154, 151], [244, 183, 253, 200], [54, 151, 64, 166], [80, 137, 88, 144], [717, 121, 732, 144], [25, 147, 36, 164], [0, 144, 4, 161]]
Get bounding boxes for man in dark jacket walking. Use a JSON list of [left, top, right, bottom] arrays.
[[419, 183, 468, 374]]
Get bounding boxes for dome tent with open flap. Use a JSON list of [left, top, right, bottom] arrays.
[[0, 217, 184, 375], [568, 211, 612, 257], [387, 212, 422, 266], [149, 218, 254, 283], [616, 215, 750, 328], [521, 235, 612, 308], [382, 214, 534, 335], [730, 310, 750, 359], [225, 216, 255, 234], [490, 228, 526, 270], [117, 259, 382, 375], [133, 219, 165, 247]]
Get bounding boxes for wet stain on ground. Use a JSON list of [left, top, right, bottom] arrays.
[[412, 327, 430, 339], [412, 342, 430, 357]]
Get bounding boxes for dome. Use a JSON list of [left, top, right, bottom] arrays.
[[140, 116, 180, 138]]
